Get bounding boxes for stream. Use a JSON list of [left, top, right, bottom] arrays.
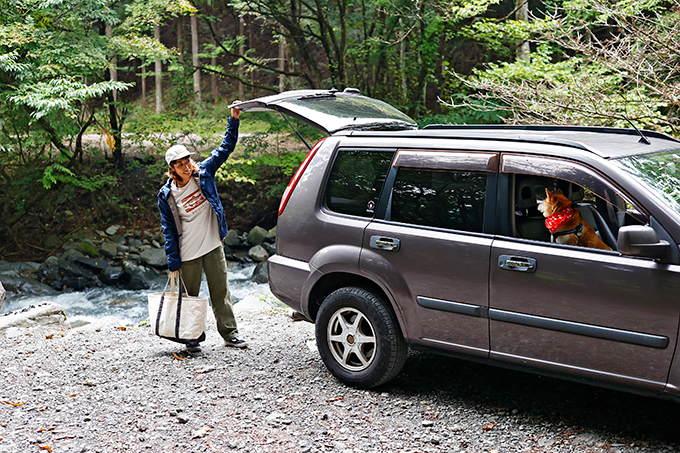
[[0, 262, 273, 327]]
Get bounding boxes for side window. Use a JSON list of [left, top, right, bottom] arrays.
[[512, 174, 644, 251], [325, 149, 395, 217], [390, 168, 487, 233]]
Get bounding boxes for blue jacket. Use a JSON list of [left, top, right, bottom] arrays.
[[157, 117, 239, 271]]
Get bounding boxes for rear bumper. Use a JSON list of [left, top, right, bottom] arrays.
[[267, 254, 311, 313]]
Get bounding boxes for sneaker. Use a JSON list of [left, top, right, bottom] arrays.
[[224, 337, 248, 349], [186, 341, 201, 353]]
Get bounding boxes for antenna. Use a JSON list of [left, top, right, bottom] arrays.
[[623, 115, 651, 145]]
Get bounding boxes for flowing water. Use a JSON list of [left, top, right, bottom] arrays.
[[1, 262, 271, 327]]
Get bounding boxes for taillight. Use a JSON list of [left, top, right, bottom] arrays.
[[278, 137, 328, 216]]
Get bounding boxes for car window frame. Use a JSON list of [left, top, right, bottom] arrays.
[[498, 153, 646, 253], [374, 150, 499, 236]]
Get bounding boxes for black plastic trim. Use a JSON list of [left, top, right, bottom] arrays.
[[416, 296, 488, 318], [489, 309, 669, 349]]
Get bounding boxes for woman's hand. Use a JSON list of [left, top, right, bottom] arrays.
[[231, 100, 242, 120]]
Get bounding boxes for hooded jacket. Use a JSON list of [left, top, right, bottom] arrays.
[[157, 117, 239, 271]]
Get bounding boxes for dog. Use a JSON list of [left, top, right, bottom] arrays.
[[538, 188, 612, 250]]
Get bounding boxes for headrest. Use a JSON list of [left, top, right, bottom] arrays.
[[566, 182, 585, 202], [516, 179, 536, 210]]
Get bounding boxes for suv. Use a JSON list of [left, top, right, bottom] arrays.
[[235, 89, 680, 400]]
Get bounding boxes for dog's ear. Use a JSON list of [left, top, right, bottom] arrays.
[[556, 188, 564, 195], [545, 188, 552, 198]]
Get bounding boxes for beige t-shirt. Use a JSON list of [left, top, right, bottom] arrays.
[[171, 177, 222, 262]]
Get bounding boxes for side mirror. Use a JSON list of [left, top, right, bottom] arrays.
[[617, 225, 670, 259]]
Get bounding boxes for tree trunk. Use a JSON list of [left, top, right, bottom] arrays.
[[278, 26, 286, 92], [191, 14, 202, 104], [515, 0, 530, 62], [105, 24, 118, 104], [211, 33, 219, 102], [399, 19, 407, 105], [141, 63, 147, 108], [107, 92, 123, 169], [238, 17, 245, 100], [177, 16, 185, 64], [154, 24, 165, 114]]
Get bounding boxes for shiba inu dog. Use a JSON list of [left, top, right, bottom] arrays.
[[538, 188, 612, 250]]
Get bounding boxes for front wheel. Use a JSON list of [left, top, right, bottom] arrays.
[[315, 287, 407, 388]]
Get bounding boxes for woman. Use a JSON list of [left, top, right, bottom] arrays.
[[157, 103, 246, 353]]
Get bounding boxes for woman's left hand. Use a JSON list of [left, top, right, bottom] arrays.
[[231, 100, 242, 120]]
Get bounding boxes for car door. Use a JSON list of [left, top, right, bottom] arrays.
[[360, 150, 498, 357], [489, 154, 680, 392]]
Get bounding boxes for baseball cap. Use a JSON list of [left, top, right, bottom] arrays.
[[165, 144, 192, 165]]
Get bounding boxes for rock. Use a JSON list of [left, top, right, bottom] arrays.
[[247, 226, 268, 246], [262, 242, 276, 255], [1, 275, 58, 299], [60, 248, 85, 262], [106, 225, 122, 236], [266, 226, 276, 242], [124, 264, 160, 290], [140, 248, 168, 269], [99, 240, 118, 258], [248, 245, 269, 262], [224, 229, 242, 247], [252, 261, 269, 284], [71, 316, 124, 334], [98, 265, 126, 285], [0, 302, 70, 337]]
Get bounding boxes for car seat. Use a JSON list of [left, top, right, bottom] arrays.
[[515, 176, 551, 242], [565, 182, 618, 250]]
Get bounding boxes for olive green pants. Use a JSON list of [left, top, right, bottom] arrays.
[[180, 246, 238, 342]]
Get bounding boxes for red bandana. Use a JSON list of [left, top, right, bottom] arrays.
[[545, 207, 575, 233]]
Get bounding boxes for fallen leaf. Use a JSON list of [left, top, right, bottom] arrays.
[[45, 334, 54, 339], [2, 401, 25, 407], [326, 397, 343, 402], [67, 393, 78, 398], [37, 428, 54, 432], [115, 326, 127, 331], [37, 406, 48, 411], [38, 445, 52, 452], [191, 426, 211, 439], [482, 421, 495, 432], [172, 353, 187, 361], [58, 436, 77, 440]]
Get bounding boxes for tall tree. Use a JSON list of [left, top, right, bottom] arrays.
[[191, 13, 202, 103]]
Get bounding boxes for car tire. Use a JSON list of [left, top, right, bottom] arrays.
[[315, 286, 408, 388]]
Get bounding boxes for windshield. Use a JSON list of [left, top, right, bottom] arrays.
[[613, 150, 680, 215]]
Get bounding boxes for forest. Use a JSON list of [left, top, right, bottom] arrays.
[[1, 0, 680, 261]]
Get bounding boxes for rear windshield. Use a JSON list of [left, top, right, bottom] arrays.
[[613, 150, 680, 215], [325, 150, 395, 217]]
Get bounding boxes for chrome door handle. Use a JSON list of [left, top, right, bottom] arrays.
[[498, 255, 536, 272], [370, 236, 401, 251]]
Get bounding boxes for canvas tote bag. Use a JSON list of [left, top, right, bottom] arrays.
[[148, 273, 208, 343]]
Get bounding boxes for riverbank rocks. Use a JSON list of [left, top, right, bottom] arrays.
[[2, 222, 277, 300], [0, 302, 70, 337]]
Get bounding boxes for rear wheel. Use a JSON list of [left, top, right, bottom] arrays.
[[315, 287, 407, 388]]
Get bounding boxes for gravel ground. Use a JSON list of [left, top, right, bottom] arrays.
[[1, 307, 680, 453]]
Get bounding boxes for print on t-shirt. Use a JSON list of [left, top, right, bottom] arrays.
[[180, 188, 209, 221]]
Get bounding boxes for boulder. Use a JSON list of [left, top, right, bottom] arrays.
[[98, 265, 126, 285], [224, 229, 242, 247], [248, 245, 269, 262], [124, 263, 160, 290], [252, 261, 269, 284], [0, 302, 70, 337], [0, 275, 58, 299], [247, 226, 268, 246], [262, 242, 276, 256], [266, 227, 277, 243], [140, 248, 168, 269], [99, 240, 118, 258]]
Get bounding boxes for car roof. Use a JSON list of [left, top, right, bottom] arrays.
[[343, 125, 680, 159]]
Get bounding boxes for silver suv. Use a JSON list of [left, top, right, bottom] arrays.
[[236, 89, 680, 400]]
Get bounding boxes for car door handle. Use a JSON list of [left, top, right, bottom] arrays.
[[370, 236, 401, 251], [498, 255, 536, 272]]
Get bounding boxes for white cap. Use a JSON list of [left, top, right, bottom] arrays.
[[165, 144, 192, 165]]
